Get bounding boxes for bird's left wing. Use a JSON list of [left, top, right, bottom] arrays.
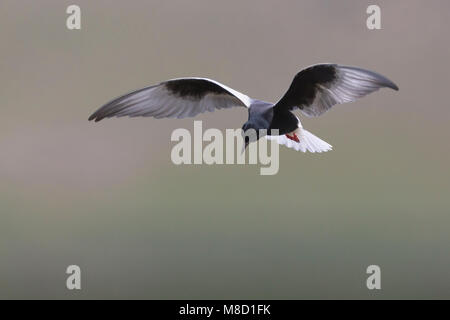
[[89, 78, 252, 122], [273, 64, 399, 117]]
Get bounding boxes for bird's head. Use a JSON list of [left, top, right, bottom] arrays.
[[241, 121, 259, 150]]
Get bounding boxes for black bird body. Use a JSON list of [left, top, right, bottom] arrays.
[[268, 109, 299, 136], [89, 64, 398, 153]]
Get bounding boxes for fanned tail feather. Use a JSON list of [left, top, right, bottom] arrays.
[[266, 129, 332, 153]]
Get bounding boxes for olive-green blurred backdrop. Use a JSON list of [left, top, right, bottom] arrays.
[[1, 0, 449, 299]]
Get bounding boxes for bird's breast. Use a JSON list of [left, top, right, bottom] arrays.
[[269, 110, 299, 135]]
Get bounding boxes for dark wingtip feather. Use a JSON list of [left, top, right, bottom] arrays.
[[89, 104, 112, 122], [390, 82, 399, 91], [378, 76, 399, 91], [88, 111, 107, 122], [88, 112, 100, 122]]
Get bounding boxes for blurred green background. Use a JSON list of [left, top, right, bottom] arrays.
[[1, 0, 450, 299]]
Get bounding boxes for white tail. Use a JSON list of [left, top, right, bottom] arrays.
[[265, 128, 332, 153], [299, 129, 332, 153]]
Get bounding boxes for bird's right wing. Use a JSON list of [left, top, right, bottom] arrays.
[[273, 64, 399, 117], [89, 78, 252, 122]]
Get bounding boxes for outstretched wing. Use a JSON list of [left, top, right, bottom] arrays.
[[89, 78, 252, 122], [274, 64, 399, 117]]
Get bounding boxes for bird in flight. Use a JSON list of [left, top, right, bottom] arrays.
[[89, 63, 398, 153]]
